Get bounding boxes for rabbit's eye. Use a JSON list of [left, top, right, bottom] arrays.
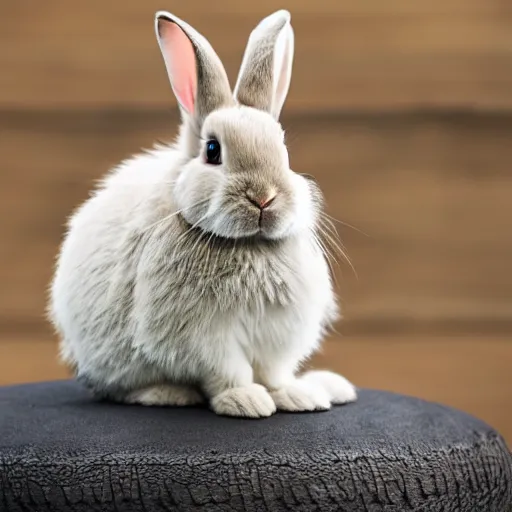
[[206, 139, 221, 165]]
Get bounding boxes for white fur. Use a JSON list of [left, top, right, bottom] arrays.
[[48, 10, 357, 418], [270, 379, 331, 412], [301, 371, 357, 405], [126, 384, 204, 406], [211, 384, 276, 418]]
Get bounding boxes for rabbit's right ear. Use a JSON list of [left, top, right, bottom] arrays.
[[155, 11, 233, 122], [234, 10, 294, 120]]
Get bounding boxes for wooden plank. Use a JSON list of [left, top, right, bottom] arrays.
[[0, 109, 511, 336], [1, 335, 511, 446], [1, 1, 511, 110]]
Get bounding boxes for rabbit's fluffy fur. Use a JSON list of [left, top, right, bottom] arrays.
[[48, 10, 357, 417]]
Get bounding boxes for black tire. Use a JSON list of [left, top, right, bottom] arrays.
[[1, 380, 511, 511]]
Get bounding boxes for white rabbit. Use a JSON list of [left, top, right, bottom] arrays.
[[48, 9, 357, 418]]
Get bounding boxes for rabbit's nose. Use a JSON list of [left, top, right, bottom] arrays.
[[246, 190, 276, 210]]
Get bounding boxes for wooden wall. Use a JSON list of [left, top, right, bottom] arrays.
[[1, 1, 512, 110], [1, 1, 511, 441]]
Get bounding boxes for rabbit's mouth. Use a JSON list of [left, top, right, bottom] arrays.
[[184, 196, 295, 242], [257, 211, 290, 240], [177, 207, 290, 245]]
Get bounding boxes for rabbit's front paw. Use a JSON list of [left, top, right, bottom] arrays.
[[301, 370, 357, 405], [211, 384, 276, 418], [270, 379, 331, 412]]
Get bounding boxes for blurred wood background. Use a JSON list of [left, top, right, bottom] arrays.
[[0, 1, 511, 443]]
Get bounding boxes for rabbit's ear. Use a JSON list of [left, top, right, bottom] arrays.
[[155, 11, 233, 120], [234, 10, 294, 120]]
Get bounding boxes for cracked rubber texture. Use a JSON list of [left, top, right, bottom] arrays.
[[0, 381, 511, 511]]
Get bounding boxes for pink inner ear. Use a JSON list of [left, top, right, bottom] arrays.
[[158, 19, 197, 114]]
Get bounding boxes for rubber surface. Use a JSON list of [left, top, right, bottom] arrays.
[[1, 380, 511, 511]]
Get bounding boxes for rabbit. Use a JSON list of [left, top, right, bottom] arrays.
[[48, 9, 357, 418]]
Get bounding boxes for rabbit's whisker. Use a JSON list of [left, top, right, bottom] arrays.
[[321, 212, 369, 237], [142, 198, 210, 235], [315, 219, 358, 279], [310, 229, 338, 286], [320, 222, 355, 273], [175, 211, 212, 249]]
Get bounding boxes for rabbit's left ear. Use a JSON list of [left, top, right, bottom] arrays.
[[155, 11, 233, 121], [234, 10, 294, 120]]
